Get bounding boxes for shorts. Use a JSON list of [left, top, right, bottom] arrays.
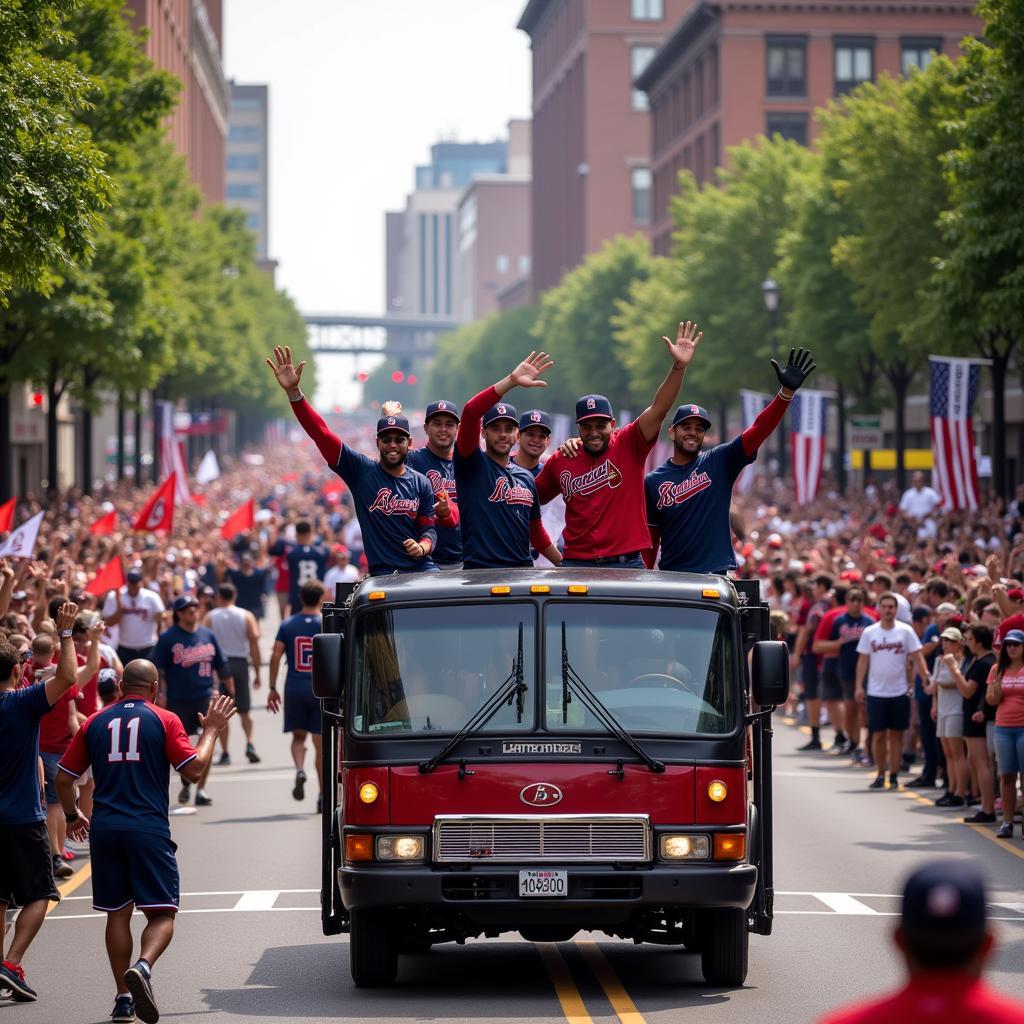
[[0, 822, 59, 908], [167, 698, 210, 737], [801, 656, 820, 701], [820, 665, 845, 702], [41, 750, 64, 805], [90, 829, 179, 913], [283, 688, 321, 735], [117, 645, 153, 666], [866, 695, 910, 733], [962, 712, 988, 740], [994, 725, 1024, 775], [838, 678, 856, 701], [220, 657, 251, 713], [937, 714, 963, 738]]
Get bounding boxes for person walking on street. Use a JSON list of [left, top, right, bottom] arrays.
[[56, 664, 236, 1024], [204, 582, 262, 766], [986, 628, 1024, 839], [103, 568, 166, 666], [0, 602, 80, 1002]]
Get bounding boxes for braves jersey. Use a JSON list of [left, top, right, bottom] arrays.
[[151, 625, 229, 703], [269, 540, 331, 611], [829, 612, 876, 679], [645, 435, 755, 573], [332, 445, 437, 576], [58, 698, 195, 837], [406, 447, 462, 563], [275, 613, 322, 694], [536, 419, 655, 559]]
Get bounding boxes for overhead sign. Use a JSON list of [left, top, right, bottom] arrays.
[[849, 415, 883, 450]]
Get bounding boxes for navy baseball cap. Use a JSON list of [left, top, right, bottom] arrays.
[[376, 413, 411, 437], [1004, 629, 1024, 644], [424, 400, 460, 423], [519, 409, 552, 434], [483, 402, 518, 428], [126, 567, 143, 582], [672, 404, 712, 429], [172, 595, 199, 612], [575, 394, 614, 422], [97, 668, 119, 699], [900, 861, 987, 962]]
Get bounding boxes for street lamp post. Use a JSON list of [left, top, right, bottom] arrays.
[[761, 277, 787, 479]]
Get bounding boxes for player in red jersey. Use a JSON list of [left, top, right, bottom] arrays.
[[536, 321, 702, 567]]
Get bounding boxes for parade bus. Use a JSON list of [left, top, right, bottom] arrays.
[[312, 569, 788, 988]]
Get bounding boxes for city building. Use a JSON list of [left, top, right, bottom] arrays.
[[635, 0, 982, 254], [126, 0, 230, 204], [225, 82, 271, 263], [516, 0, 692, 297]]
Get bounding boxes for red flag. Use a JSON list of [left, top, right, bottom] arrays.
[[89, 509, 117, 535], [0, 497, 14, 533], [85, 556, 125, 596], [220, 498, 254, 540], [132, 472, 176, 533], [191, 493, 207, 507]]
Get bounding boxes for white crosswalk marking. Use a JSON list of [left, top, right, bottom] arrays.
[[810, 893, 879, 915], [232, 890, 280, 911]]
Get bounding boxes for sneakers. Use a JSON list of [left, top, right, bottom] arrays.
[[868, 775, 886, 790], [245, 743, 261, 764], [112, 993, 136, 1022], [52, 853, 73, 879], [888, 773, 899, 790], [935, 793, 966, 807], [797, 738, 823, 752], [123, 961, 158, 1024], [194, 789, 212, 807], [827, 732, 847, 752], [0, 960, 37, 1001], [964, 810, 996, 824], [316, 794, 323, 814], [178, 782, 191, 805], [996, 822, 1014, 839], [293, 769, 307, 801], [906, 774, 936, 788], [217, 751, 231, 766]]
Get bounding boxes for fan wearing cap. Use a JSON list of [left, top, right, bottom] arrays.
[[986, 627, 1024, 839], [267, 346, 446, 576], [454, 353, 561, 569], [644, 347, 817, 574], [407, 400, 463, 569], [989, 582, 1024, 650], [536, 322, 703, 568], [818, 860, 1024, 1023], [102, 567, 167, 666]]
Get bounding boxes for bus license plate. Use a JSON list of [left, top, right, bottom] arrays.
[[519, 870, 568, 897]]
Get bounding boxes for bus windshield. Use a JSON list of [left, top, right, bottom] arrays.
[[545, 603, 736, 736], [351, 604, 536, 734]]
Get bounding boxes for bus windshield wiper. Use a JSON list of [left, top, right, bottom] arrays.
[[561, 622, 664, 773], [419, 622, 525, 774]]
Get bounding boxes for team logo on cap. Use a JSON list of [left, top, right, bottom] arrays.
[[497, 404, 507, 415], [438, 401, 447, 410], [587, 398, 596, 410], [690, 405, 700, 415], [387, 416, 396, 426], [531, 411, 542, 422]]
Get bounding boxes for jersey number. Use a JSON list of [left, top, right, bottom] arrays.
[[107, 717, 141, 763], [294, 635, 314, 673], [296, 559, 320, 585]]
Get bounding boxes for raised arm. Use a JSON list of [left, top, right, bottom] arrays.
[[637, 321, 703, 442], [44, 602, 81, 706], [740, 349, 816, 456], [267, 345, 342, 465]]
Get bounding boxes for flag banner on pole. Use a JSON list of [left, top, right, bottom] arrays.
[[0, 497, 15, 533], [930, 356, 982, 511], [88, 509, 117, 535], [85, 556, 125, 596], [195, 449, 220, 485], [132, 472, 176, 533], [0, 511, 44, 558], [737, 391, 770, 494], [791, 390, 828, 504], [157, 400, 191, 505], [220, 498, 255, 540]]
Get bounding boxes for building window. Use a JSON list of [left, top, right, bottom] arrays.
[[631, 0, 663, 19], [631, 167, 652, 225], [496, 254, 510, 274], [710, 122, 720, 174], [227, 154, 260, 171], [695, 57, 705, 116], [631, 45, 657, 110], [835, 38, 874, 94], [708, 44, 719, 107], [228, 124, 260, 142], [766, 112, 808, 146], [902, 37, 942, 74], [227, 183, 260, 200], [246, 212, 260, 229], [518, 254, 531, 275], [695, 136, 705, 184], [766, 36, 806, 97]]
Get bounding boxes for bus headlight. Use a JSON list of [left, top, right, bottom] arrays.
[[659, 834, 710, 860], [376, 835, 426, 861]]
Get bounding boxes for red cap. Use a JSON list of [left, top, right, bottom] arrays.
[[1008, 588, 1024, 602], [740, 542, 755, 558], [868, 523, 887, 541], [803, 562, 815, 574], [886, 556, 899, 567], [758, 563, 771, 576], [335, 544, 349, 556]]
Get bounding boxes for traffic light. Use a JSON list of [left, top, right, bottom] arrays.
[[391, 370, 405, 384], [356, 371, 369, 383], [407, 374, 418, 386]]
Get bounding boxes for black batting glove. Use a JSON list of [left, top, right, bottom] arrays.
[[771, 348, 816, 392]]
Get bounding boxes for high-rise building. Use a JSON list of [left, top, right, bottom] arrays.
[[636, 0, 982, 255], [516, 0, 692, 298], [225, 82, 270, 261], [125, 0, 229, 203]]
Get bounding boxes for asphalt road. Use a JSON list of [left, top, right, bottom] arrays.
[[6, 606, 1024, 1024]]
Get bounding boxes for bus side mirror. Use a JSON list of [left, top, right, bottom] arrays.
[[751, 640, 789, 708], [312, 632, 345, 701]]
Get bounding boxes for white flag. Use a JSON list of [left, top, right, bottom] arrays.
[[737, 390, 770, 495], [195, 449, 220, 485], [0, 511, 44, 559]]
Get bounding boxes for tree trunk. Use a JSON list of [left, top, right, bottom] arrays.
[[46, 366, 60, 496], [81, 404, 93, 496], [989, 348, 1009, 501], [151, 385, 161, 483], [133, 392, 143, 483], [890, 367, 910, 494], [117, 393, 126, 481], [0, 386, 11, 502], [836, 381, 847, 497]]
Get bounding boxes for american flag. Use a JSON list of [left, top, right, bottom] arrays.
[[790, 390, 828, 503], [157, 400, 191, 505], [737, 390, 770, 494], [930, 357, 982, 510]]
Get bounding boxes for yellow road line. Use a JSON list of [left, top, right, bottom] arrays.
[[966, 823, 1024, 863], [48, 862, 92, 912], [577, 941, 647, 1024], [536, 943, 594, 1024]]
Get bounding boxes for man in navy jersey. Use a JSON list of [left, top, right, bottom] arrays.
[[150, 595, 233, 808], [455, 353, 562, 570], [268, 520, 330, 615], [0, 603, 79, 1003], [57, 664, 235, 1024], [267, 346, 446, 576], [269, 580, 325, 811], [645, 347, 817, 574], [407, 400, 462, 569]]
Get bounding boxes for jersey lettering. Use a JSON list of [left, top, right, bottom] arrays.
[[294, 635, 314, 673], [487, 477, 535, 507], [367, 489, 420, 517], [107, 716, 142, 763], [425, 469, 457, 495], [655, 473, 713, 509], [558, 461, 623, 501]]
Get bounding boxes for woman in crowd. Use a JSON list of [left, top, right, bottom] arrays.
[[987, 628, 1024, 839]]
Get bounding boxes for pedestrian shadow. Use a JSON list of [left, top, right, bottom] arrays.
[[201, 813, 313, 826]]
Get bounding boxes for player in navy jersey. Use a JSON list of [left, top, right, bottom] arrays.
[[455, 353, 562, 570], [150, 595, 232, 808], [269, 580, 325, 811], [406, 400, 462, 568], [645, 347, 817, 574], [57, 662, 235, 1024], [512, 409, 553, 478], [268, 346, 448, 576], [268, 520, 330, 614]]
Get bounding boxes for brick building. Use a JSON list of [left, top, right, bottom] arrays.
[[635, 0, 981, 255]]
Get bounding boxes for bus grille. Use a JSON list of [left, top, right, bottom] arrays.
[[433, 815, 650, 863]]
